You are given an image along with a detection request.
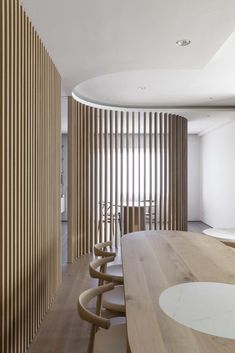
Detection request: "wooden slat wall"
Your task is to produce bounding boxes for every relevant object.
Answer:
[0,1,61,352]
[68,99,187,261]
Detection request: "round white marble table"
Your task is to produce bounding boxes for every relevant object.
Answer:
[203,228,235,243]
[159,282,235,339]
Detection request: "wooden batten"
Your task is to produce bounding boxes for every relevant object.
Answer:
[68,101,188,259]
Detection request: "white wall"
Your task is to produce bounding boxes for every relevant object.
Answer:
[61,134,68,221]
[200,120,235,227]
[188,135,201,221]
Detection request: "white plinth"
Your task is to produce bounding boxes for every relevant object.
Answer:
[203,228,235,242]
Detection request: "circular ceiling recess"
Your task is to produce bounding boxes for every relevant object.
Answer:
[159,282,235,339]
[72,69,228,110]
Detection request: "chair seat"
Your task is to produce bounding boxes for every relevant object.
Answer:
[106,264,123,278]
[103,285,125,313]
[94,323,127,353]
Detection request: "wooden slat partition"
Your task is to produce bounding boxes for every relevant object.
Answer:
[68,100,188,261]
[0,1,61,352]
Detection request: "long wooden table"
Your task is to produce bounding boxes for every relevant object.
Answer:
[121,230,235,353]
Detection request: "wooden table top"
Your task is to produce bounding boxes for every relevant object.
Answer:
[121,230,235,353]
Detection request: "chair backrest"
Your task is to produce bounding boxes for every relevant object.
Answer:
[89,256,123,285]
[94,241,116,258]
[78,283,114,329]
[78,283,115,353]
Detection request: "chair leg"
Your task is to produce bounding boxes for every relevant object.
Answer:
[87,325,96,353]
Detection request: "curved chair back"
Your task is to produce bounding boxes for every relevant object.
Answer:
[78,283,114,329]
[89,256,123,285]
[78,283,115,353]
[94,241,116,258]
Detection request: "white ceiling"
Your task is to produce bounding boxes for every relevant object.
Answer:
[21,0,235,134]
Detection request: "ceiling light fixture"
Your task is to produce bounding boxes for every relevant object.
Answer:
[137,86,146,91]
[176,39,191,47]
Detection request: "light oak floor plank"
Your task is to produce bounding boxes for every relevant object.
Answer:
[27,253,96,353]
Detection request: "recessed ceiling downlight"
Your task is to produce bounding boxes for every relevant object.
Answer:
[176,39,191,47]
[137,86,147,91]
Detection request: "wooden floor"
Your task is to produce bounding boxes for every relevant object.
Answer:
[27,253,95,353]
[27,221,209,353]
[61,221,68,264]
[187,221,210,233]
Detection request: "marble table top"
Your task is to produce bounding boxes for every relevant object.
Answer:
[203,228,235,242]
[159,282,235,339]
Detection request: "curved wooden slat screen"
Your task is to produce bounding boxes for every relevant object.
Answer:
[68,98,187,261]
[0,1,61,352]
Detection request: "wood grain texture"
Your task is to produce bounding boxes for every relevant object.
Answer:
[122,230,235,353]
[27,254,96,353]
[0,1,61,352]
[68,101,188,260]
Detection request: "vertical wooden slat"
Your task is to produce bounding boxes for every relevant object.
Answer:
[164,113,167,230]
[25,12,30,346]
[126,112,129,234]
[120,112,124,236]
[173,114,177,229]
[79,103,83,255]
[13,1,18,349]
[176,116,179,230]
[17,4,22,349]
[83,105,87,253]
[0,1,4,351]
[87,106,90,252]
[132,112,135,231]
[94,109,98,245]
[168,115,172,230]
[35,24,39,332]
[138,112,141,231]
[149,112,152,230]
[154,113,158,230]
[80,104,84,253]
[5,3,10,351]
[74,102,78,258]
[90,107,94,252]
[110,111,114,243]
[68,97,73,261]
[9,1,14,349]
[143,112,147,229]
[99,109,103,242]
[159,113,163,230]
[77,102,81,256]
[115,111,118,247]
[184,118,188,230]
[104,110,108,242]
[179,116,182,230]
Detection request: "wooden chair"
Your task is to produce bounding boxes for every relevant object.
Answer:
[78,283,127,353]
[98,202,121,236]
[94,241,123,278]
[89,256,125,314]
